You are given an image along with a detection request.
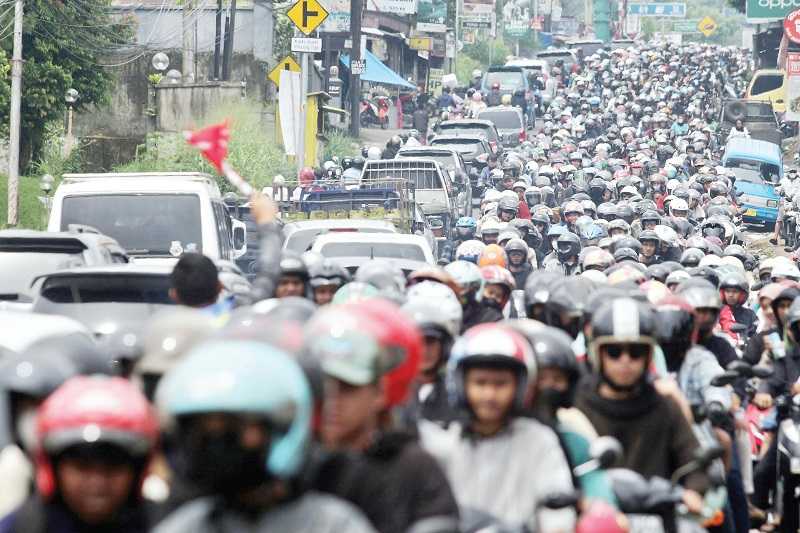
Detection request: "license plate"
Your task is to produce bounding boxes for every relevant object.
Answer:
[791,457,800,474]
[745,208,757,216]
[627,514,664,532]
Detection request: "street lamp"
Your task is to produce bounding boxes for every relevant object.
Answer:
[165,69,183,85]
[39,174,55,224]
[64,88,79,138]
[151,52,170,72]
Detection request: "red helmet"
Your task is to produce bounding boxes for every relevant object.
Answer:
[576,501,627,533]
[480,265,516,292]
[344,299,422,408]
[298,166,316,187]
[36,376,158,499]
[448,323,535,409]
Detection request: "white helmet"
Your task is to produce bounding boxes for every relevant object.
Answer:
[404,281,463,339]
[367,146,382,160]
[699,254,722,268]
[525,161,539,175]
[669,198,689,217]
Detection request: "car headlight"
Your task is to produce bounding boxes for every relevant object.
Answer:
[768,200,779,208]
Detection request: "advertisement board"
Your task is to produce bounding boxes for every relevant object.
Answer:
[786,52,800,121]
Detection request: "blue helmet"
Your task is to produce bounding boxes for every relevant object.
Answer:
[156,340,311,479]
[456,216,477,240]
[456,216,477,229]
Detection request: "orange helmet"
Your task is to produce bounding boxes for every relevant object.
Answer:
[478,244,508,268]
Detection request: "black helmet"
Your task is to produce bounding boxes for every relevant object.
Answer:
[638,229,660,245]
[722,244,747,264]
[524,271,564,320]
[680,248,705,268]
[613,236,641,255]
[597,203,617,221]
[640,210,661,227]
[709,182,728,198]
[688,266,720,288]
[676,278,721,309]
[646,264,671,283]
[529,325,581,408]
[654,296,695,368]
[772,287,800,332]
[613,247,639,263]
[309,259,351,289]
[544,277,595,338]
[498,196,520,217]
[589,297,656,373]
[505,238,529,256]
[556,232,582,263]
[616,203,635,224]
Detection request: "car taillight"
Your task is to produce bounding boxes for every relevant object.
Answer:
[519,131,526,142]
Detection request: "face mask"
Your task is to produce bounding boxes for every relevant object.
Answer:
[15,408,37,452]
[538,387,572,411]
[182,431,269,497]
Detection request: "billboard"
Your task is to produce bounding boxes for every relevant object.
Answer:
[786,52,800,121]
[747,0,800,22]
[503,0,531,38]
[417,0,447,32]
[462,0,494,29]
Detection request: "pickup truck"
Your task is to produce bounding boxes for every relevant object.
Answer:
[718,99,782,147]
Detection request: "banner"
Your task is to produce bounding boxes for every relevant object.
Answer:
[417,0,447,32]
[320,0,350,32]
[503,0,531,38]
[747,0,800,23]
[371,0,417,14]
[462,0,494,29]
[786,52,800,121]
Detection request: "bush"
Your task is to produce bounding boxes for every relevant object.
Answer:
[322,130,360,161]
[0,175,49,230]
[116,100,296,191]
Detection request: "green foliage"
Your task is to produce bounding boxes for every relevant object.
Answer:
[30,122,83,178]
[0,175,49,230]
[727,0,746,13]
[116,100,296,191]
[322,130,360,161]
[456,55,481,86]
[462,38,512,68]
[0,0,132,167]
[273,15,294,61]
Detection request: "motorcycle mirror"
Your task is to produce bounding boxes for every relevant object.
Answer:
[726,359,753,378]
[752,365,774,379]
[589,436,624,469]
[540,491,580,510]
[695,445,725,468]
[710,371,739,387]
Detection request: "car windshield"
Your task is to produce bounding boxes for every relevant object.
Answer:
[60,194,203,256]
[726,159,780,183]
[398,151,456,170]
[430,140,482,155]
[39,274,173,304]
[284,227,394,253]
[485,71,524,90]
[478,110,522,129]
[728,167,763,184]
[438,124,492,139]
[0,252,86,300]
[320,242,426,262]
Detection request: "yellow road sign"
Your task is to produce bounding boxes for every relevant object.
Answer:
[698,16,717,37]
[268,56,301,87]
[287,0,329,35]
[409,37,432,50]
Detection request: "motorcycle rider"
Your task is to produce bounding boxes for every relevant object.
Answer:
[309,259,351,306]
[275,253,311,299]
[169,253,227,314]
[718,270,757,340]
[153,339,376,533]
[544,232,581,275]
[419,324,576,532]
[305,302,460,533]
[505,238,533,289]
[677,280,738,370]
[401,282,463,425]
[574,298,708,515]
[0,376,159,533]
[479,265,515,322]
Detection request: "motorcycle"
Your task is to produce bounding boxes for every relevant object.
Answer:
[360,97,389,129]
[774,394,800,532]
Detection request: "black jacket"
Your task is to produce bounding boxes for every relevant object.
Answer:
[761,343,800,397]
[462,301,504,331]
[401,376,454,427]
[0,497,154,533]
[698,333,738,369]
[311,431,459,533]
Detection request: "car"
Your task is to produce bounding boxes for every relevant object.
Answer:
[480,66,535,126]
[723,137,782,229]
[47,172,248,266]
[746,69,786,114]
[282,219,399,254]
[719,99,782,147]
[535,49,578,73]
[31,264,176,339]
[0,228,128,304]
[311,233,435,274]
[396,145,470,186]
[434,119,502,152]
[504,57,547,77]
[0,310,91,353]
[360,157,472,226]
[477,106,527,147]
[565,39,605,57]
[429,134,493,172]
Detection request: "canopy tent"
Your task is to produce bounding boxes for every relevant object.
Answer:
[340,50,415,89]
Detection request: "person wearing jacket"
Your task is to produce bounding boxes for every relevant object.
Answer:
[0,376,159,533]
[152,340,376,533]
[419,324,576,533]
[574,298,708,514]
[305,302,460,533]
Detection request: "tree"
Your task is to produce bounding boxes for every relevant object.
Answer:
[0,0,132,168]
[727,0,746,14]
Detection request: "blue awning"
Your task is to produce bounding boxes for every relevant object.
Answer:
[340,50,415,89]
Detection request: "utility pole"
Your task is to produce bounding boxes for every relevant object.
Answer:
[7,0,23,226]
[213,0,223,79]
[349,0,362,138]
[222,0,237,80]
[182,0,196,82]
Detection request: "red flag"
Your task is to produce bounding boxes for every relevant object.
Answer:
[184,121,229,174]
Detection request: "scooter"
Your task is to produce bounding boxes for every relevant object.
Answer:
[774,394,800,532]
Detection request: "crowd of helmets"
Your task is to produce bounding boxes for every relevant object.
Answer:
[0,42,793,533]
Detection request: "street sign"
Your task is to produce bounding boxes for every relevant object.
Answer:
[409,37,433,50]
[268,55,301,87]
[786,9,800,44]
[627,2,686,17]
[672,19,701,32]
[291,37,323,53]
[287,0,329,35]
[350,59,366,75]
[698,15,717,37]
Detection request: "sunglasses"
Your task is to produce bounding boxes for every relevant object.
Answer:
[603,343,651,361]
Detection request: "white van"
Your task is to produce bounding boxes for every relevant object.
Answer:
[48,172,247,266]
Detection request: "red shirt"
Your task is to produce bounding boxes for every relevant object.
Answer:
[518,200,531,220]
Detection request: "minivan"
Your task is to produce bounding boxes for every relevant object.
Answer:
[48,172,247,266]
[747,69,786,114]
[722,137,782,228]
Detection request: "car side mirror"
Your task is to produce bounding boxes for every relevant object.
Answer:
[231,218,247,259]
